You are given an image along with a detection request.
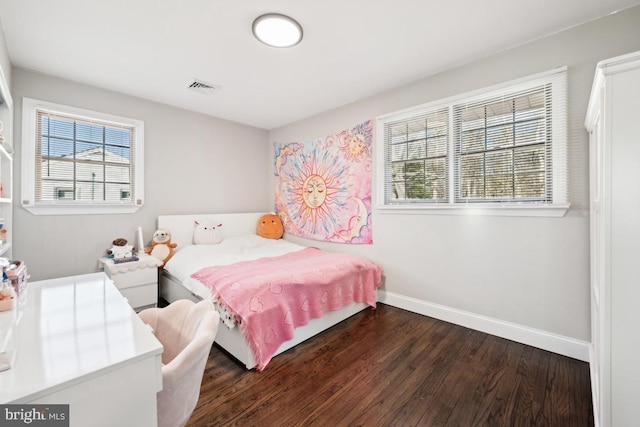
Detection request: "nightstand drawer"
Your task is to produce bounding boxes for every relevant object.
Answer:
[120,283,157,309]
[98,255,162,311]
[108,267,157,290]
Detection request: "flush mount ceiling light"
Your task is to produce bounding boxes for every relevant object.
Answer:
[252,13,303,48]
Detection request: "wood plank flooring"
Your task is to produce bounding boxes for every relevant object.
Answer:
[186,304,593,427]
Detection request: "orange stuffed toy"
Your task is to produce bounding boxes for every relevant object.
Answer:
[257,213,284,239]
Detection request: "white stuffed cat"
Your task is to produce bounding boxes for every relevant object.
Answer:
[193,221,223,245]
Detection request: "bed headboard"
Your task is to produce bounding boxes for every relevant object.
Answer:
[157,212,265,251]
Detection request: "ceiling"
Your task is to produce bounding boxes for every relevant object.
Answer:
[0,0,638,130]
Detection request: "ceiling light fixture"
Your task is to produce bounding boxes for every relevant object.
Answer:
[252,13,303,48]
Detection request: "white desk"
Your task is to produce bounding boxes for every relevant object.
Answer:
[0,273,163,427]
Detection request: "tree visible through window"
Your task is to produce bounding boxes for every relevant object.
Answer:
[388,109,448,202]
[455,87,550,202]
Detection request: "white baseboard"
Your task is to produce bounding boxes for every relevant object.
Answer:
[378,290,590,362]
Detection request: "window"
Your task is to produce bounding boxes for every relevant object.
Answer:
[377,67,568,217]
[385,108,449,203]
[22,98,144,215]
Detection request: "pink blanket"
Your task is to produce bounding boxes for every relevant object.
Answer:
[191,247,383,370]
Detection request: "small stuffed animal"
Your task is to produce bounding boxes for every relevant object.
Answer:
[107,238,134,259]
[145,229,177,266]
[193,221,223,245]
[257,213,284,239]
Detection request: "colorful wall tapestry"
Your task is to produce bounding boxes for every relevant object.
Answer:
[274,120,373,244]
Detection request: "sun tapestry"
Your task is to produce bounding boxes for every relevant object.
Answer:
[274,120,373,244]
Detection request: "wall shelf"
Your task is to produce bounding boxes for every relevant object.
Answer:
[0,243,11,257]
[0,63,11,260]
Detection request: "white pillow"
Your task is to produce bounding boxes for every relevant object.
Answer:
[193,221,223,245]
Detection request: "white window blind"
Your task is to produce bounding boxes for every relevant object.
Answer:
[36,110,135,203]
[383,108,449,203]
[376,67,568,217]
[453,85,552,203]
[22,98,145,215]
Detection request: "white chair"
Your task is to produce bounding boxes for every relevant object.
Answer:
[139,299,220,427]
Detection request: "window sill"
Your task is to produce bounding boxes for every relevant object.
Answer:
[376,203,570,218]
[22,203,142,216]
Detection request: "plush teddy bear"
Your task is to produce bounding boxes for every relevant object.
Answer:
[107,237,134,259]
[144,229,177,266]
[193,221,223,245]
[257,213,284,239]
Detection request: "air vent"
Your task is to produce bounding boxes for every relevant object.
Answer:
[188,80,219,95]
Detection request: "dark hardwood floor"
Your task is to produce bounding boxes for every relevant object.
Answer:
[186,304,593,427]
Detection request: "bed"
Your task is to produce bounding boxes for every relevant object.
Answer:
[157,212,383,370]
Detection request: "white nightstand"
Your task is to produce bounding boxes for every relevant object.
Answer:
[99,254,163,311]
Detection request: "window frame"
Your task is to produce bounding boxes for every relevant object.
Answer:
[376,67,569,217]
[21,97,145,215]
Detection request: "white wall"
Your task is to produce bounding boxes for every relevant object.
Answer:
[11,69,270,281]
[268,6,640,356]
